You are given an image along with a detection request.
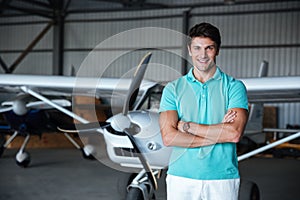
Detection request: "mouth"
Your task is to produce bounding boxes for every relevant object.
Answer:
[197,59,209,64]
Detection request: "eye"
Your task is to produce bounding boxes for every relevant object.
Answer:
[193,46,200,50]
[206,46,215,51]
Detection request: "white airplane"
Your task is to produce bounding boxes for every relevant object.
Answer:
[0,52,300,199]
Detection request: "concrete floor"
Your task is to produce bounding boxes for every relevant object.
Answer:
[0,148,299,200]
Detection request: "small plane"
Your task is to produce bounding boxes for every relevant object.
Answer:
[0,52,300,199]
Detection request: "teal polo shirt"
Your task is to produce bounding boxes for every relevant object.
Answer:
[159,67,248,180]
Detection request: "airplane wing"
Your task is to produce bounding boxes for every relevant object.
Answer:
[1,73,299,105]
[240,76,300,103]
[0,74,157,99]
[238,76,300,161]
[0,74,158,126]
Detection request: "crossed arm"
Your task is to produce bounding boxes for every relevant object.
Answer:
[159,108,248,148]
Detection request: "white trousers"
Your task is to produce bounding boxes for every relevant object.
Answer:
[166,175,240,200]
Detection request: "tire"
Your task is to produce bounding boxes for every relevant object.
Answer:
[238,180,260,200]
[118,173,156,200]
[117,173,137,200]
[125,187,144,200]
[16,151,31,168]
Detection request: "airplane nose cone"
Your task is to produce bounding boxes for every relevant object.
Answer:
[110,114,131,132]
[13,100,28,115]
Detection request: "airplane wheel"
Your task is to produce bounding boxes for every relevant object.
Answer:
[16,151,31,168]
[126,187,144,200]
[238,180,260,200]
[81,145,95,160]
[116,173,135,199]
[121,173,155,200]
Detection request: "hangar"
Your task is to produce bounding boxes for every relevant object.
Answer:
[0,0,299,200]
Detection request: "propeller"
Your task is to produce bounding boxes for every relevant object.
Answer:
[109,52,158,190]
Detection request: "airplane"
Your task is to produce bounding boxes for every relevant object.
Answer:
[0,52,299,199]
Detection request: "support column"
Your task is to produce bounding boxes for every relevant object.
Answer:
[52,3,65,75]
[181,10,191,75]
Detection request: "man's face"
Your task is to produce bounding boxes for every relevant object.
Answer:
[188,37,219,73]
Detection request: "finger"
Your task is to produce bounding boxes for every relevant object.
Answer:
[223,110,233,120]
[223,110,237,122]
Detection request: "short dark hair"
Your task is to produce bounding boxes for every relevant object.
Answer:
[188,22,221,50]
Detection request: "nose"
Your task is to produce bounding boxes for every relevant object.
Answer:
[199,48,207,58]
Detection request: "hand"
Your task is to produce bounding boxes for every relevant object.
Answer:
[222,110,237,123]
[177,121,185,132]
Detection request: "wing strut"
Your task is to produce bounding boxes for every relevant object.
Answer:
[20,86,90,124]
[238,131,300,161]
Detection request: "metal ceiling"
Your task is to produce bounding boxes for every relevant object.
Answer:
[0,0,298,19]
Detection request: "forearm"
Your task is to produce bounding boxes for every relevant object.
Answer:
[160,110,216,148]
[187,122,240,143]
[179,108,248,144]
[160,109,248,148]
[162,128,217,148]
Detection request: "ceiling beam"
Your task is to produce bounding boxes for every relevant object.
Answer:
[9,22,53,73]
[67,0,300,14]
[6,4,53,18]
[15,0,52,10]
[0,0,12,14]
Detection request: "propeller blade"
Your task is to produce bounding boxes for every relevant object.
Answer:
[1,93,30,106]
[122,52,152,116]
[27,99,71,109]
[57,121,110,133]
[1,101,13,106]
[123,128,158,190]
[0,106,13,113]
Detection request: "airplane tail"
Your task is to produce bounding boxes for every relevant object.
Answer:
[257,60,268,78]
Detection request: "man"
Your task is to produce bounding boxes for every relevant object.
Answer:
[159,22,249,200]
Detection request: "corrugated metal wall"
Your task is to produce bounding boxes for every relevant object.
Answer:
[0,1,299,128]
[191,1,300,78]
[0,15,53,74]
[64,8,184,78]
[188,1,300,128]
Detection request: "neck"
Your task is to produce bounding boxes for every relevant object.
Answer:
[193,66,217,83]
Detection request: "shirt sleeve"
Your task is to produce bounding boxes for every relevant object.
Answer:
[228,79,249,111]
[159,82,177,113]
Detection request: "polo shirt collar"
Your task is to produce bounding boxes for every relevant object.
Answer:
[187,66,222,82]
